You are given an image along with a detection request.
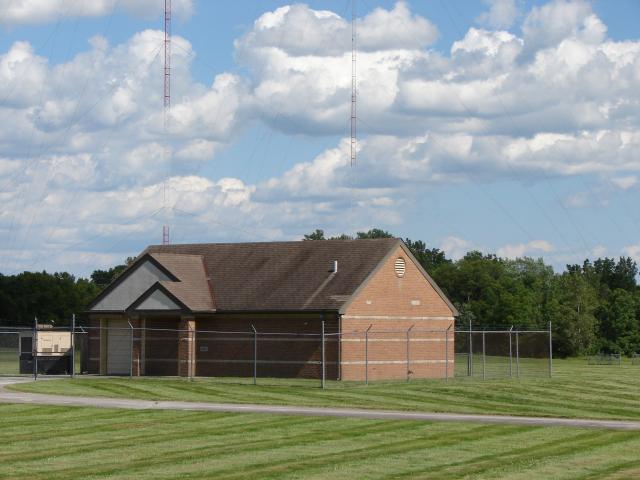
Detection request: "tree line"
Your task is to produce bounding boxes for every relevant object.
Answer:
[0,259,132,329]
[305,228,640,357]
[1,230,639,356]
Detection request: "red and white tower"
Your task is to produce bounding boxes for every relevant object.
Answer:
[350,0,357,168]
[162,0,171,245]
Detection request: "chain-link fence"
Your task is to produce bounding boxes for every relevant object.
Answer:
[454,328,552,379]
[0,323,78,377]
[338,328,453,384]
[0,329,20,375]
[588,353,623,366]
[1,319,555,386]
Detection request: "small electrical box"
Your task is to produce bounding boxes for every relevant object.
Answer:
[19,328,73,375]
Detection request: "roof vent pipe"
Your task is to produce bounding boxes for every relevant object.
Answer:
[333,260,338,273]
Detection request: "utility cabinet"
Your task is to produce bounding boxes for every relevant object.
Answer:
[19,329,73,375]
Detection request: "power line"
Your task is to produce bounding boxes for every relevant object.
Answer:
[438,0,594,260]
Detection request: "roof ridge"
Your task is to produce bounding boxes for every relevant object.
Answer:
[150,252,204,258]
[147,238,399,248]
[141,238,414,312]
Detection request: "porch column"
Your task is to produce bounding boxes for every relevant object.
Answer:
[178,317,196,377]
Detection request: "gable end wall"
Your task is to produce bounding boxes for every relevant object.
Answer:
[344,244,454,320]
[341,245,455,381]
[92,260,172,311]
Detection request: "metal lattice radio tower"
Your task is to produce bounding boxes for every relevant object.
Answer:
[162,0,171,245]
[350,0,357,168]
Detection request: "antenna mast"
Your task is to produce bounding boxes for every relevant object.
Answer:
[350,0,357,167]
[162,0,171,245]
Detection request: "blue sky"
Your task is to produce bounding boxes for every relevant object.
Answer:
[1,0,640,276]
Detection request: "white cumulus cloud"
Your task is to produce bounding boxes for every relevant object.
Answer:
[476,0,520,29]
[497,240,555,259]
[0,0,194,26]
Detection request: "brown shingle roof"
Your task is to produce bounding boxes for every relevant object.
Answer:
[148,253,215,312]
[144,238,400,312]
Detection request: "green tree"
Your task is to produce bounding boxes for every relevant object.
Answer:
[90,257,134,289]
[548,271,598,356]
[303,229,326,241]
[404,239,450,273]
[0,271,99,326]
[598,288,639,354]
[356,228,394,239]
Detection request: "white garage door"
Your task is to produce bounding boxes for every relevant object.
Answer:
[107,319,130,375]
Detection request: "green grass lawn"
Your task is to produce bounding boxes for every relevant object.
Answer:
[0,403,639,480]
[0,347,19,375]
[9,358,640,421]
[0,346,82,376]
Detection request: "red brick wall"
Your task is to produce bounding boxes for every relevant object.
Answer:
[195,314,339,380]
[345,245,454,318]
[144,318,179,376]
[88,313,339,379]
[341,245,455,381]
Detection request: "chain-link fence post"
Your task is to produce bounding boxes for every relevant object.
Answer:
[445,325,451,382]
[516,330,520,378]
[321,321,326,389]
[548,322,553,378]
[33,316,38,381]
[468,319,473,376]
[251,325,257,385]
[406,325,414,382]
[190,326,195,381]
[365,324,372,385]
[482,329,486,380]
[127,320,133,379]
[508,325,513,378]
[79,325,87,375]
[71,314,75,378]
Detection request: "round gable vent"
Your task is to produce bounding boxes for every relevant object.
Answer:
[394,257,406,277]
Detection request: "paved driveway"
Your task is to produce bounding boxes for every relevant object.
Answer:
[1,377,639,430]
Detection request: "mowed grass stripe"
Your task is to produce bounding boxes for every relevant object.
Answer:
[12,416,430,479]
[0,411,276,460]
[118,423,520,480]
[60,419,455,480]
[4,405,433,476]
[1,405,639,480]
[193,426,525,480]
[289,428,640,480]
[3,413,320,467]
[10,378,637,420]
[395,429,635,480]
[128,424,593,480]
[261,428,638,480]
[573,461,640,480]
[11,359,640,420]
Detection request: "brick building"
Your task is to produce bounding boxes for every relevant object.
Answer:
[86,238,458,380]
